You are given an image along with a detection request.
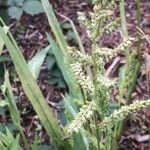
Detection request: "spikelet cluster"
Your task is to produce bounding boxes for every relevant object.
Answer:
[115,38,133,51]
[95,47,115,64]
[65,1,150,148]
[98,99,150,132]
[66,0,135,136]
[95,76,116,114]
[67,46,93,65]
[94,38,133,76]
[67,100,95,135]
[102,18,120,35]
[78,0,118,42]
[70,62,94,95]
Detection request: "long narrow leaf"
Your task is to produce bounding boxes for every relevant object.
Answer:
[41,0,68,55]
[0,26,9,55]
[0,127,20,150]
[10,134,20,150]
[41,0,83,100]
[3,71,21,129]
[2,71,29,149]
[0,25,64,147]
[47,34,83,100]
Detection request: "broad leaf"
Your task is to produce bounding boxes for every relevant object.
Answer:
[28,46,49,79]
[7,0,15,6]
[46,55,55,70]
[8,6,23,20]
[15,0,24,6]
[23,0,44,15]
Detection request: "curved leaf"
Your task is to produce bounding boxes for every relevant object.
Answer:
[28,46,49,79]
[0,25,65,147]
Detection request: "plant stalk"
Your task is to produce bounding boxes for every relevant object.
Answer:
[116,0,143,143]
[94,111,100,150]
[119,0,129,56]
[136,0,142,54]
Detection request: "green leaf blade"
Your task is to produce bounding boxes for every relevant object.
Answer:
[8,6,23,20]
[47,34,83,100]
[23,0,44,15]
[3,71,21,129]
[28,46,49,79]
[0,25,9,55]
[0,25,65,147]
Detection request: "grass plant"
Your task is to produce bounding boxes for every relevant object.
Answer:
[0,0,149,149]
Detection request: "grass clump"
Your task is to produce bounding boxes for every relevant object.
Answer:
[0,0,149,149]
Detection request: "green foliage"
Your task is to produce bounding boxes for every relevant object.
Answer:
[27,43,66,88]
[61,22,72,30]
[46,45,67,88]
[0,100,8,107]
[7,0,44,20]
[39,144,55,150]
[0,21,68,149]
[0,0,149,149]
[0,20,9,55]
[42,0,83,101]
[1,71,29,149]
[28,46,49,80]
[0,123,17,134]
[23,0,44,15]
[2,71,21,129]
[46,33,82,99]
[0,127,20,150]
[8,6,23,20]
[67,100,95,135]
[98,99,150,132]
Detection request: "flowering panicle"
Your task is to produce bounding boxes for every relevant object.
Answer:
[67,46,93,65]
[93,0,116,8]
[102,18,121,35]
[77,12,91,37]
[98,99,150,132]
[94,38,133,65]
[114,38,133,51]
[76,0,120,116]
[95,76,116,114]
[78,0,117,42]
[95,47,116,63]
[89,9,114,42]
[65,1,150,149]
[70,62,94,95]
[67,100,95,135]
